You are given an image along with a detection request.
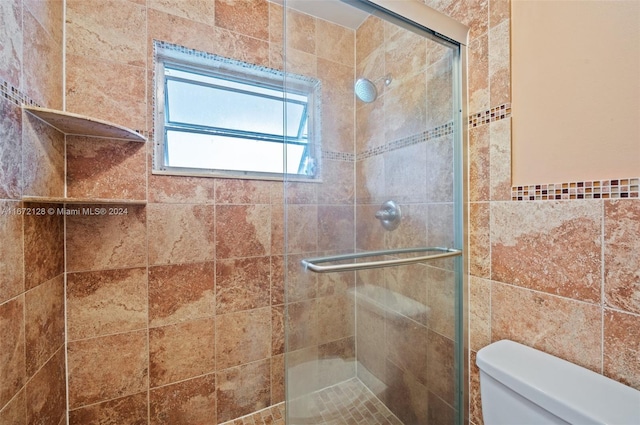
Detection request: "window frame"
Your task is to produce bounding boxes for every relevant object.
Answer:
[153,40,322,181]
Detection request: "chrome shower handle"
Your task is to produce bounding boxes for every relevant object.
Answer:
[375,200,401,230]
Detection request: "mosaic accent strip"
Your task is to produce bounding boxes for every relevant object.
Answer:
[0,78,40,108]
[322,150,355,162]
[356,121,454,161]
[512,178,640,201]
[469,103,511,128]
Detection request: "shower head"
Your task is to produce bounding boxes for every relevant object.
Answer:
[354,74,392,103]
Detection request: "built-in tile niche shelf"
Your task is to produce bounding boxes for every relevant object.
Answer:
[21,106,147,205]
[22,106,146,142]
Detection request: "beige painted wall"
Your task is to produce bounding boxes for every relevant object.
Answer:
[512,0,640,185]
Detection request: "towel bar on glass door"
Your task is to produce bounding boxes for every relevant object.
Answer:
[301,247,462,273]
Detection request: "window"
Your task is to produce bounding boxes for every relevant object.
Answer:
[153,41,321,180]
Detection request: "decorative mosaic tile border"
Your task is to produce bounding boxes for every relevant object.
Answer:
[0,78,40,108]
[356,121,454,161]
[469,103,511,128]
[322,150,355,162]
[512,178,640,201]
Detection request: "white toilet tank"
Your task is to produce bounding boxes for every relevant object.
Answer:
[476,340,640,425]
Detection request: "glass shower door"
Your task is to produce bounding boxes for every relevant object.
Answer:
[282,1,466,424]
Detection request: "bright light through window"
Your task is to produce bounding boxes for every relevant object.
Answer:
[153,41,321,179]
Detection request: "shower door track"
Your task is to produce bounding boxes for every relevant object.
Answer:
[301,247,462,273]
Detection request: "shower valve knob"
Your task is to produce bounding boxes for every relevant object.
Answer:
[375,200,401,230]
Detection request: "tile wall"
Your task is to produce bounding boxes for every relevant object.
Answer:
[416,1,640,424]
[0,0,67,424]
[61,0,357,423]
[353,14,458,423]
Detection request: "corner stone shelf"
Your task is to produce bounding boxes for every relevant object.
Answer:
[21,106,147,205]
[23,105,146,142]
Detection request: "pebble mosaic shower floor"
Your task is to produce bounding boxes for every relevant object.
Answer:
[220,378,403,425]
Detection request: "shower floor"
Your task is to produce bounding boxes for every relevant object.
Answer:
[222,378,402,425]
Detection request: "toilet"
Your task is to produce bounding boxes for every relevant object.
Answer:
[476,340,640,424]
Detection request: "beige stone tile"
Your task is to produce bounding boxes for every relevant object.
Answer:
[356,15,384,65]
[68,330,148,408]
[215,0,268,41]
[492,282,602,372]
[490,0,510,29]
[23,202,63,290]
[385,263,429,325]
[384,204,427,250]
[0,296,25,409]
[469,350,484,425]
[147,8,216,56]
[384,73,426,141]
[385,144,428,204]
[271,305,284,356]
[216,204,270,259]
[469,123,490,202]
[317,294,354,345]
[216,256,271,315]
[25,348,65,425]
[318,58,355,154]
[386,314,429,386]
[149,318,215,388]
[66,54,146,131]
[604,309,640,390]
[149,374,216,425]
[215,179,272,205]
[317,337,356,388]
[25,275,64,377]
[24,7,64,108]
[427,266,456,338]
[67,268,147,341]
[66,0,145,67]
[285,8,316,54]
[491,200,602,302]
[148,0,216,27]
[385,27,427,83]
[469,34,490,114]
[470,276,491,352]
[69,392,148,425]
[384,358,429,423]
[66,204,147,272]
[22,113,64,198]
[604,199,640,315]
[427,53,454,129]
[24,0,64,47]
[0,98,22,199]
[148,203,215,265]
[489,117,510,202]
[216,359,271,423]
[317,160,355,205]
[0,0,22,87]
[214,27,270,67]
[286,300,318,351]
[0,388,25,425]
[269,2,283,43]
[489,20,510,106]
[0,201,24,303]
[215,308,271,369]
[444,0,488,41]
[149,174,215,204]
[355,156,385,205]
[67,136,146,200]
[356,297,386,387]
[317,19,354,67]
[149,262,215,328]
[317,205,355,252]
[356,96,385,152]
[270,355,284,404]
[284,205,317,254]
[469,202,490,279]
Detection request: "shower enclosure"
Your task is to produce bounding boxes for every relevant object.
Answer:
[282,1,468,424]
